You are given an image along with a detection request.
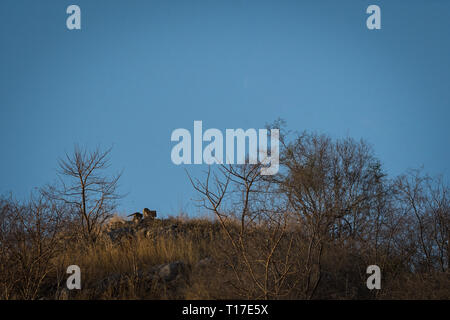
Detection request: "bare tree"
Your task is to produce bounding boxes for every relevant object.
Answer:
[188,163,299,299]
[43,145,122,243]
[0,194,66,299]
[395,169,449,273]
[273,131,390,298]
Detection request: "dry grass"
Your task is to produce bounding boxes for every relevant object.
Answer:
[42,217,220,299]
[1,215,449,300]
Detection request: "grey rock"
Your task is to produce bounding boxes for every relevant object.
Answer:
[155,261,187,282]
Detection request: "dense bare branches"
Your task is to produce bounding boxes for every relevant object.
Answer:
[279,133,386,242]
[0,194,66,299]
[189,163,297,299]
[189,130,449,299]
[42,145,122,243]
[395,169,449,273]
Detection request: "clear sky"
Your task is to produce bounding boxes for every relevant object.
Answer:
[1,0,449,217]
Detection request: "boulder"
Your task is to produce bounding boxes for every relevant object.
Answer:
[155,261,187,282]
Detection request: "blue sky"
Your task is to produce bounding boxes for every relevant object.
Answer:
[1,0,449,217]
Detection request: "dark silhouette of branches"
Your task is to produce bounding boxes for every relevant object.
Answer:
[42,145,123,243]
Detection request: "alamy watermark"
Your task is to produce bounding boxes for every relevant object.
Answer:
[170,121,280,175]
[366,265,381,290]
[66,265,81,290]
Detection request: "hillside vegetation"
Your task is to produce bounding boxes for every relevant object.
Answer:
[0,129,448,299]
